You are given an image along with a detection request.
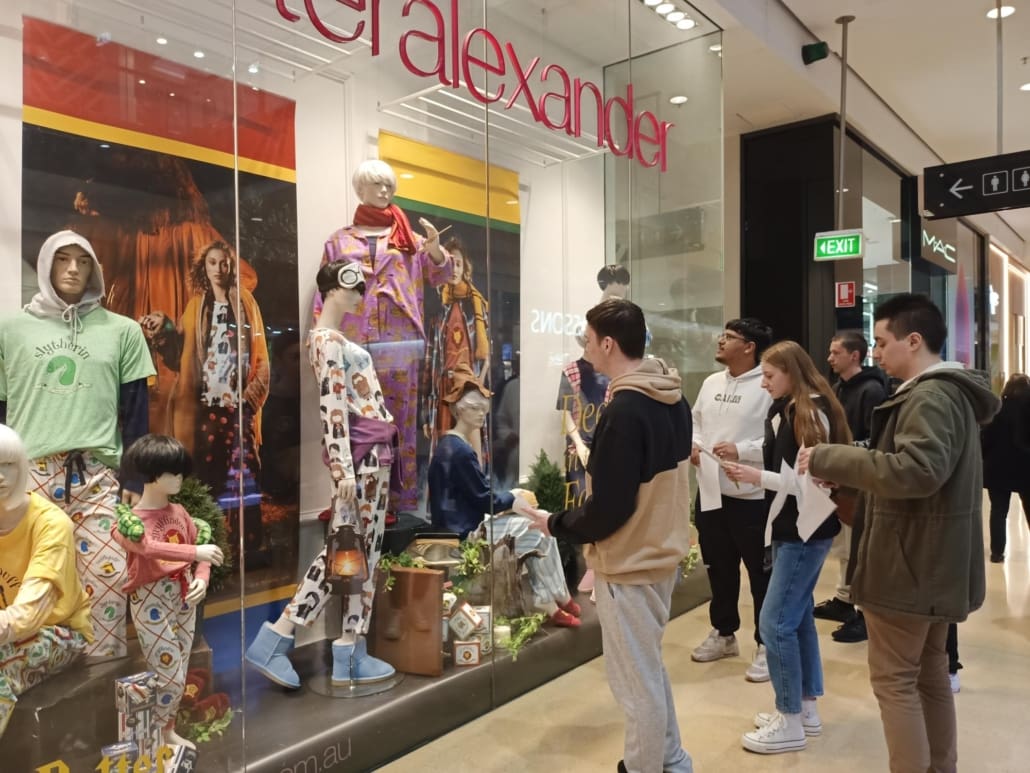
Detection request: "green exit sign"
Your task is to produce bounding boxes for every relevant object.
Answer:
[814,229,864,261]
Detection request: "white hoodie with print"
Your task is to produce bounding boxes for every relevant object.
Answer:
[692,364,772,502]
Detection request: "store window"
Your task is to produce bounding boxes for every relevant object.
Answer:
[989,243,1008,390]
[1,2,721,770]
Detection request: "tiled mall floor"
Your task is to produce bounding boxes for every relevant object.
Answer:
[381,497,1030,772]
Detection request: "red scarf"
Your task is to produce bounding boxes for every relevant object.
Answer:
[353,203,417,254]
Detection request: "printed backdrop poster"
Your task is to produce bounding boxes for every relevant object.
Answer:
[21,17,301,598]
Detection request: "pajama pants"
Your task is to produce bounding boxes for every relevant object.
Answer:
[129,576,196,730]
[475,514,571,610]
[0,626,87,738]
[28,453,127,661]
[284,467,391,635]
[367,339,423,513]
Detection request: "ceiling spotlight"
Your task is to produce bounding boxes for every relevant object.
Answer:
[156,36,168,45]
[644,0,662,6]
[655,3,675,14]
[99,143,110,149]
[193,50,205,59]
[669,95,689,105]
[709,43,723,52]
[505,199,519,205]
[248,62,259,74]
[169,92,175,97]
[986,6,1015,19]
[399,172,415,179]
[251,86,260,91]
[1021,82,1030,91]
[138,79,146,85]
[676,18,696,29]
[666,11,686,22]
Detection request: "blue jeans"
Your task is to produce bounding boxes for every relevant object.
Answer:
[760,538,833,714]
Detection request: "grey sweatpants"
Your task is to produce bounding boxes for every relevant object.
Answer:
[595,571,693,773]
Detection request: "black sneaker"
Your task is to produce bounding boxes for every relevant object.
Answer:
[813,597,854,623]
[990,553,1004,563]
[832,611,867,643]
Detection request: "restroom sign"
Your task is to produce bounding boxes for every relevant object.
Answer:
[835,281,856,308]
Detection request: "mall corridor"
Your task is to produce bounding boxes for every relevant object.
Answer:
[382,498,1030,772]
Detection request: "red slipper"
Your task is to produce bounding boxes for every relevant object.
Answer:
[559,598,582,618]
[550,609,581,628]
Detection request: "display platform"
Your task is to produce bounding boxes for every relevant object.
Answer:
[196,570,711,772]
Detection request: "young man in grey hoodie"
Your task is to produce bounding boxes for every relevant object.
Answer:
[527,299,694,773]
[799,294,999,773]
[0,231,155,661]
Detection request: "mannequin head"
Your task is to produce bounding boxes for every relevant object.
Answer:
[0,424,30,514]
[596,265,630,301]
[352,160,397,210]
[50,242,94,305]
[316,261,366,314]
[123,434,192,495]
[451,388,491,432]
[443,237,471,287]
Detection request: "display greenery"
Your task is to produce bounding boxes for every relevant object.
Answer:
[376,551,426,591]
[495,612,547,661]
[526,449,565,513]
[169,477,233,591]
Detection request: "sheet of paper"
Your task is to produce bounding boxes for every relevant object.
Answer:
[796,471,837,542]
[764,460,792,546]
[697,451,723,512]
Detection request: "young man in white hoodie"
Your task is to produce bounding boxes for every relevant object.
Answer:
[691,317,773,681]
[0,231,155,661]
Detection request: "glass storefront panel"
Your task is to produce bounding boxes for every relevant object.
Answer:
[989,244,1008,390]
[1,2,722,770]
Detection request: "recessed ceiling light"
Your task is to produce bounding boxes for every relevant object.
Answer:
[169,92,175,97]
[99,143,110,149]
[986,6,1015,19]
[676,18,696,29]
[655,3,675,14]
[1021,82,1030,91]
[505,199,519,205]
[251,86,260,91]
[669,95,689,105]
[193,50,205,59]
[156,37,168,45]
[709,43,723,52]
[248,62,259,74]
[138,79,146,85]
[666,11,686,22]
[644,0,662,6]
[251,217,264,222]
[400,172,415,179]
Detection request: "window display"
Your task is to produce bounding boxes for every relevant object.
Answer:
[1,1,723,769]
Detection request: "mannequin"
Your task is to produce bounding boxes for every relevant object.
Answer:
[0,424,93,738]
[427,372,581,627]
[312,160,453,516]
[0,230,155,661]
[422,237,490,462]
[247,261,397,689]
[558,326,610,504]
[111,434,222,751]
[596,264,631,302]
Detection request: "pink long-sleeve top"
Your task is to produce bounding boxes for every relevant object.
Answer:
[111,503,211,594]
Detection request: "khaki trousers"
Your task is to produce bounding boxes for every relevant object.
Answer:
[865,608,957,773]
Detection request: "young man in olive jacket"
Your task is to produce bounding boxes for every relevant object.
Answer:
[527,299,694,773]
[799,294,999,773]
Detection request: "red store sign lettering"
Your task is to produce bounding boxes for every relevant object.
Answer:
[275,0,674,171]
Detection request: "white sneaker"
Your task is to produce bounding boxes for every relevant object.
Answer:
[742,711,807,754]
[950,672,960,693]
[745,644,770,682]
[755,700,822,736]
[691,629,740,662]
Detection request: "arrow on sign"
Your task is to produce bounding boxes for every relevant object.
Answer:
[949,178,973,199]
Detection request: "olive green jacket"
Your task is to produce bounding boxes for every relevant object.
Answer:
[809,365,999,622]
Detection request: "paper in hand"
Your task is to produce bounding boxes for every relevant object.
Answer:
[697,449,723,512]
[764,460,793,546]
[796,470,837,542]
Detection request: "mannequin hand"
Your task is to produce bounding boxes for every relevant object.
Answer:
[712,442,739,462]
[523,509,552,536]
[335,477,357,504]
[723,462,761,486]
[418,217,440,246]
[184,578,208,606]
[195,544,225,566]
[116,504,145,542]
[575,444,590,467]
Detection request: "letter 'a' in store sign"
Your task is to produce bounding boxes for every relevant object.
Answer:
[835,281,856,309]
[274,0,675,171]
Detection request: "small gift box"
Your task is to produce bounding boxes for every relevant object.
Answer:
[453,640,481,667]
[448,601,483,640]
[473,606,493,654]
[114,672,160,760]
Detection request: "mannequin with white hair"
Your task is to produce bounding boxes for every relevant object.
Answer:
[312,159,453,517]
[428,378,582,628]
[0,424,93,738]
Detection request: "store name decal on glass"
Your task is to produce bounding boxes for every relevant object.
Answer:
[529,309,585,336]
[275,0,675,171]
[35,746,176,773]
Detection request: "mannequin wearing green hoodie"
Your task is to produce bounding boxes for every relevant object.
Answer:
[0,231,155,661]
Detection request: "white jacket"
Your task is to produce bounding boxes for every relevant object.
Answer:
[692,365,772,500]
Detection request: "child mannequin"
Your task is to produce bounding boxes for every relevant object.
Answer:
[112,434,224,750]
[246,260,398,689]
